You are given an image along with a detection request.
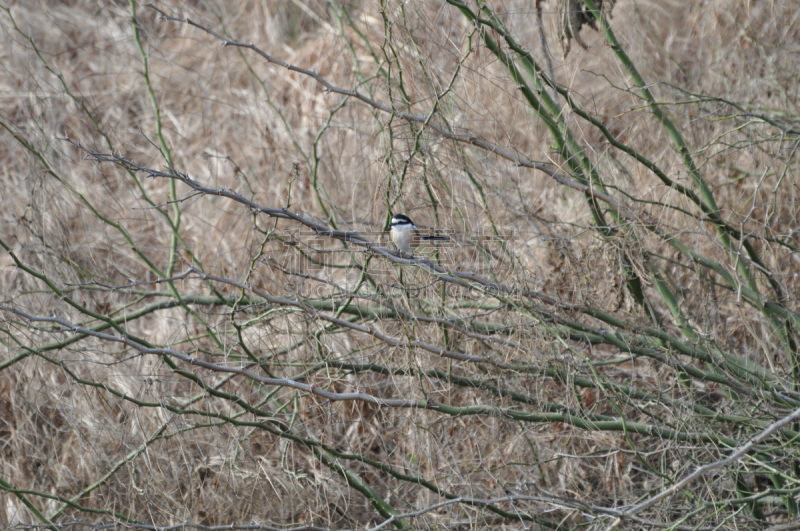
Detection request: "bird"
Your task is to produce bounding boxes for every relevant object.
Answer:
[389,213,448,255]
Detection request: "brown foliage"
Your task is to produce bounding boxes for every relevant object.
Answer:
[1,0,798,529]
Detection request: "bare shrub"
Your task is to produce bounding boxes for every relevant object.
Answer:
[1,0,799,529]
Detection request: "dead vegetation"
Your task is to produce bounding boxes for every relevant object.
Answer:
[1,0,799,529]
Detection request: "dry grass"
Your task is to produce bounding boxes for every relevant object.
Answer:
[1,0,799,529]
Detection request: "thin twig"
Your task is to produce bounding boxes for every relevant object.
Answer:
[605,406,800,529]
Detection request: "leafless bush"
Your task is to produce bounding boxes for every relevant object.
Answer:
[1,0,799,529]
